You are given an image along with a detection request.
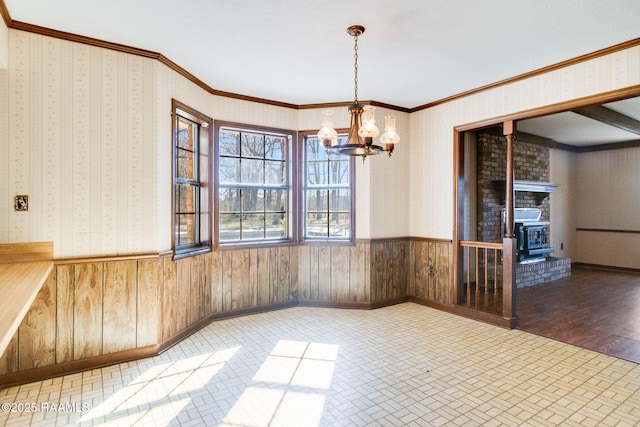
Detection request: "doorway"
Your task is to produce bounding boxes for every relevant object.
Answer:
[452,88,640,329]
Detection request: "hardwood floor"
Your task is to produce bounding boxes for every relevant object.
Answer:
[517,265,640,364]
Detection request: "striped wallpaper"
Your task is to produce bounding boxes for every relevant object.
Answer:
[1,26,639,260]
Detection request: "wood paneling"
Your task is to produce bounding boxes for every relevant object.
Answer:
[103,261,136,353]
[435,242,452,305]
[1,239,428,384]
[232,250,250,310]
[317,246,331,301]
[137,259,160,346]
[221,252,233,312]
[268,247,280,303]
[201,254,213,317]
[331,246,350,302]
[297,246,311,300]
[161,257,177,340]
[350,242,370,302]
[209,251,223,314]
[297,242,375,304]
[370,240,409,304]
[410,239,452,306]
[0,335,18,375]
[56,265,74,363]
[73,263,103,359]
[175,257,190,331]
[18,269,56,370]
[277,246,290,303]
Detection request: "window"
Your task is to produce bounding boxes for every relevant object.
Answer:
[300,132,355,242]
[215,122,294,247]
[172,100,212,257]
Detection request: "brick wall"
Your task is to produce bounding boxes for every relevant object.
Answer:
[477,132,550,243]
[516,258,571,288]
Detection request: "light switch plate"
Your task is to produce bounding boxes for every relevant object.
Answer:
[15,195,28,211]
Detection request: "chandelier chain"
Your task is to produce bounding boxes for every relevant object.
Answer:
[353,33,359,103]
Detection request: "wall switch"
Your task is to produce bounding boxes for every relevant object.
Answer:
[14,195,28,211]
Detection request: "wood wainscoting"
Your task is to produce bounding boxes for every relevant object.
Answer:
[0,248,298,388]
[297,239,416,308]
[0,238,453,387]
[409,238,453,308]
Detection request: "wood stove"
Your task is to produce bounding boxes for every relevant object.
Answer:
[513,208,554,263]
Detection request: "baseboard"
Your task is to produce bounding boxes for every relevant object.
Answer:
[298,296,409,310]
[572,262,640,274]
[0,344,160,389]
[409,296,515,329]
[450,305,516,329]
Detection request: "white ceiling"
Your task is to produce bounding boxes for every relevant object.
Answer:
[4,0,640,109]
[4,0,640,146]
[518,98,640,146]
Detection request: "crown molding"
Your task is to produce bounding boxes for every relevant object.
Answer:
[410,37,640,113]
[2,0,639,114]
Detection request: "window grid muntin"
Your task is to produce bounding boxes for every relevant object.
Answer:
[175,114,201,249]
[303,135,352,240]
[218,126,291,244]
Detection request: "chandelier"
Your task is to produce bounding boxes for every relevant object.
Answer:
[317,25,400,161]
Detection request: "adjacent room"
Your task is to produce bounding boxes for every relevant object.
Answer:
[1,1,640,425]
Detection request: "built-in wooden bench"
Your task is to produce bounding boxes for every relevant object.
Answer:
[0,242,54,357]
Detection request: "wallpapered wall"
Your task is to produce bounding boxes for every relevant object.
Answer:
[1,31,158,257]
[408,45,640,240]
[0,29,411,257]
[1,26,639,260]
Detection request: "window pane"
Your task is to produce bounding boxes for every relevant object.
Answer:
[307,213,328,237]
[241,159,264,184]
[307,160,327,186]
[219,130,240,157]
[176,213,196,246]
[173,105,212,253]
[302,134,352,241]
[219,213,241,241]
[265,190,286,212]
[306,138,327,162]
[265,160,286,185]
[176,184,196,214]
[177,117,195,150]
[329,189,351,211]
[329,213,350,238]
[265,213,286,238]
[306,189,328,212]
[241,189,264,213]
[241,213,264,240]
[177,148,195,180]
[219,157,240,184]
[329,160,349,185]
[241,133,265,158]
[217,125,292,244]
[219,188,240,213]
[265,136,286,160]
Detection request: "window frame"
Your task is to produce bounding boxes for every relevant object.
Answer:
[172,99,213,259]
[214,121,297,250]
[298,130,356,245]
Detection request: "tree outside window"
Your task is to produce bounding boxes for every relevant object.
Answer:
[215,123,293,246]
[301,133,354,242]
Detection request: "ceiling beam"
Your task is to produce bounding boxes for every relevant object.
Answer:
[574,105,640,136]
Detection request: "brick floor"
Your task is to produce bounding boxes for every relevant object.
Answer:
[1,303,639,426]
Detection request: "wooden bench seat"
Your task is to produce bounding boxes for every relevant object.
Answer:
[0,242,54,357]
